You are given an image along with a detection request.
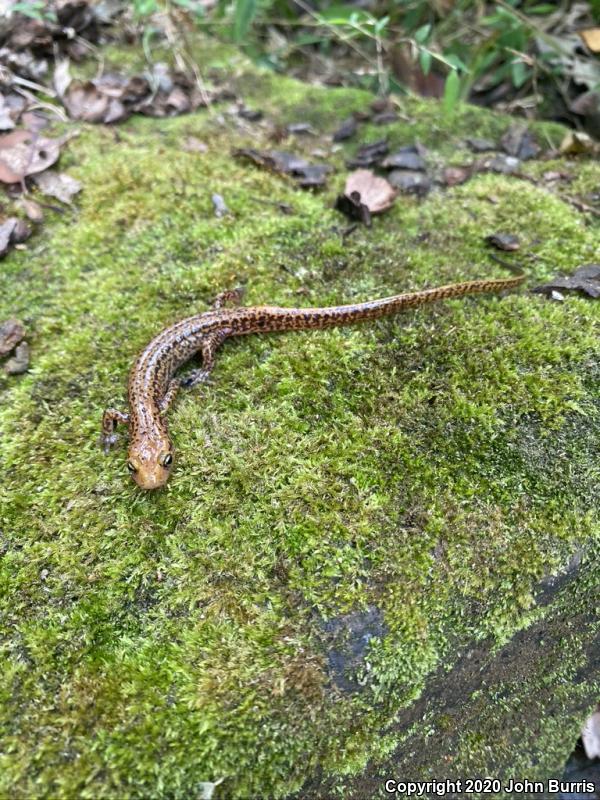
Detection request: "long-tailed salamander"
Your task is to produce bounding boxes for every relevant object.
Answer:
[102,274,525,489]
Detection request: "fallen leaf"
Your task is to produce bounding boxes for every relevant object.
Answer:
[387,169,431,196]
[0,130,62,183]
[335,169,396,226]
[233,148,330,188]
[442,166,472,186]
[501,125,540,160]
[486,233,520,251]
[0,318,25,356]
[332,117,357,142]
[335,192,371,227]
[372,111,399,125]
[286,122,315,136]
[466,137,497,153]
[269,151,311,173]
[477,154,522,175]
[380,148,426,171]
[370,98,391,114]
[346,139,389,169]
[532,264,600,298]
[33,170,82,204]
[64,79,129,124]
[4,341,29,374]
[238,106,263,121]
[62,68,209,125]
[21,111,49,133]
[343,169,397,213]
[579,28,600,53]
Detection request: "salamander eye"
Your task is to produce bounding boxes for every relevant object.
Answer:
[161,453,173,468]
[127,461,137,473]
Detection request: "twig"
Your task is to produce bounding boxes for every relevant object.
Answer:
[487,252,524,275]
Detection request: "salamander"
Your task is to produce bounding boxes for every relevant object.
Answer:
[101,275,525,490]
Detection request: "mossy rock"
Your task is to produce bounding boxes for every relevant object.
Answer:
[1,37,599,800]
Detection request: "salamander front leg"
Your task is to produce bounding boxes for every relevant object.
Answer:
[101,408,130,454]
[181,328,231,389]
[211,287,245,310]
[159,379,181,415]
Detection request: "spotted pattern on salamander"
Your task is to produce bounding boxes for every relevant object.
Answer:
[101,276,525,490]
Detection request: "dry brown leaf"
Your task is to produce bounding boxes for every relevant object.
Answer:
[0,318,25,356]
[533,264,600,298]
[0,130,62,184]
[33,170,82,204]
[234,148,331,188]
[64,81,128,124]
[4,341,29,374]
[344,169,397,213]
[579,28,600,53]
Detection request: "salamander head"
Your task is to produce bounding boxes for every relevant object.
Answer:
[127,430,174,490]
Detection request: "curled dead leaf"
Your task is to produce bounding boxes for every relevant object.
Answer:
[0,318,25,356]
[4,341,29,374]
[486,233,520,252]
[346,139,389,169]
[332,116,357,142]
[233,148,330,188]
[501,125,539,160]
[533,264,600,299]
[343,169,397,214]
[0,129,62,184]
[335,169,397,225]
[380,148,426,171]
[442,166,472,186]
[387,169,431,196]
[33,170,82,204]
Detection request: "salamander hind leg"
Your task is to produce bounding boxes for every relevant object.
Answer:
[211,287,245,310]
[181,328,231,389]
[101,408,130,454]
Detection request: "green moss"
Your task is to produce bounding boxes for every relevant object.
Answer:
[1,39,599,799]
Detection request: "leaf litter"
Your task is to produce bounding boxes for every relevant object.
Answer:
[233,148,331,188]
[335,169,396,226]
[533,265,600,299]
[33,171,82,204]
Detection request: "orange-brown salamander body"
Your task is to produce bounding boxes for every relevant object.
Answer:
[102,276,525,490]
